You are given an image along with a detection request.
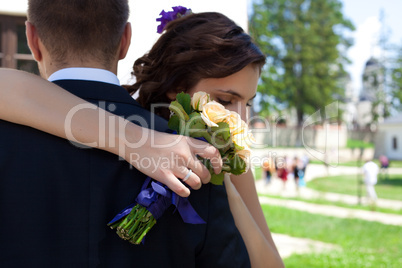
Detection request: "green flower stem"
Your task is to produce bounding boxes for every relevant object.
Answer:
[109,204,157,245]
[127,213,142,236]
[108,220,123,230]
[131,217,157,245]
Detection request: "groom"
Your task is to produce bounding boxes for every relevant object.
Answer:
[0,0,250,267]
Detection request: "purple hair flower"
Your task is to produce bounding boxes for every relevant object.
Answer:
[156,6,192,34]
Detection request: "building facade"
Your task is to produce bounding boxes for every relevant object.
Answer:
[0,1,38,74]
[375,114,402,160]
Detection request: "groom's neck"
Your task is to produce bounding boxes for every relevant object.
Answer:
[40,58,118,80]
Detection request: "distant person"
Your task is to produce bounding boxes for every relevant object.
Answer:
[379,155,390,180]
[286,156,295,182]
[362,159,379,208]
[292,156,300,187]
[262,156,276,185]
[276,156,288,190]
[294,156,306,189]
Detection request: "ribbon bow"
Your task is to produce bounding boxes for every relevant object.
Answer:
[108,177,205,225]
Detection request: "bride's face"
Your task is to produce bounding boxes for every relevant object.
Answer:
[188,64,259,121]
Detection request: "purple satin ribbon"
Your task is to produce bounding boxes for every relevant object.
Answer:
[108,177,205,225]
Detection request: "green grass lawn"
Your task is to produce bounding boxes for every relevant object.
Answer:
[307,174,402,201]
[262,204,402,267]
[253,166,262,180]
[258,193,402,215]
[346,139,374,148]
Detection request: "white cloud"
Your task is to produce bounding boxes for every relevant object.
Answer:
[346,16,382,96]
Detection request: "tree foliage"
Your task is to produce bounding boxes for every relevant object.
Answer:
[250,0,354,125]
[390,45,402,110]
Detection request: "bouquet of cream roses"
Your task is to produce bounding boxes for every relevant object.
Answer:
[108,92,253,244]
[168,92,253,184]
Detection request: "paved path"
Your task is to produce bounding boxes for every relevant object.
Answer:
[301,164,402,182]
[271,233,341,259]
[256,177,402,211]
[259,195,402,225]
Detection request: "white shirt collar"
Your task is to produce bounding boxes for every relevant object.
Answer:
[48,67,120,86]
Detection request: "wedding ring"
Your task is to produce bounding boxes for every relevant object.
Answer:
[182,169,192,182]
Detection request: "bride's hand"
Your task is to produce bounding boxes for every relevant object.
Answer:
[123,128,222,197]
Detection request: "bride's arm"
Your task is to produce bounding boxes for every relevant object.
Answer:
[228,172,284,268]
[0,68,222,197]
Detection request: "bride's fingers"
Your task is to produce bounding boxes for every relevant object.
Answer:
[187,138,222,174]
[175,166,202,190]
[187,157,211,184]
[159,170,191,197]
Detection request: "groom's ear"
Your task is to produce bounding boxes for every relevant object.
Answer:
[25,21,42,62]
[118,22,132,60]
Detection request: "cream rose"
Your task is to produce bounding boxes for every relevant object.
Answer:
[232,130,255,149]
[200,101,230,127]
[225,112,250,136]
[191,91,210,111]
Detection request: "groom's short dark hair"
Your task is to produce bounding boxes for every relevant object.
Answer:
[27,0,129,68]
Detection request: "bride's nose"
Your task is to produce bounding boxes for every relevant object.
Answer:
[237,104,247,121]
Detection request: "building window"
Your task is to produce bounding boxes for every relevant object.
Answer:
[392,136,398,150]
[0,15,39,75]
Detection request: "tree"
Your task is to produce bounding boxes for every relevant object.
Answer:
[390,45,402,111]
[250,0,354,126]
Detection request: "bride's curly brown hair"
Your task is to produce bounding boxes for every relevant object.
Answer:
[125,12,266,119]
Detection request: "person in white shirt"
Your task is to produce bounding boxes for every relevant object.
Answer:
[362,160,379,205]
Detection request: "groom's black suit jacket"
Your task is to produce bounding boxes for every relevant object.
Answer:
[0,80,250,268]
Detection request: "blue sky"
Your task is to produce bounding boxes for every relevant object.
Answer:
[341,0,402,96]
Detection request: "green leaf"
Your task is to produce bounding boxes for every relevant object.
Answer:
[228,154,246,175]
[176,92,192,115]
[208,121,232,154]
[169,100,189,121]
[213,136,232,155]
[234,142,245,151]
[183,113,207,138]
[210,172,225,185]
[196,157,224,185]
[168,115,181,132]
[211,122,231,142]
[187,112,206,130]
